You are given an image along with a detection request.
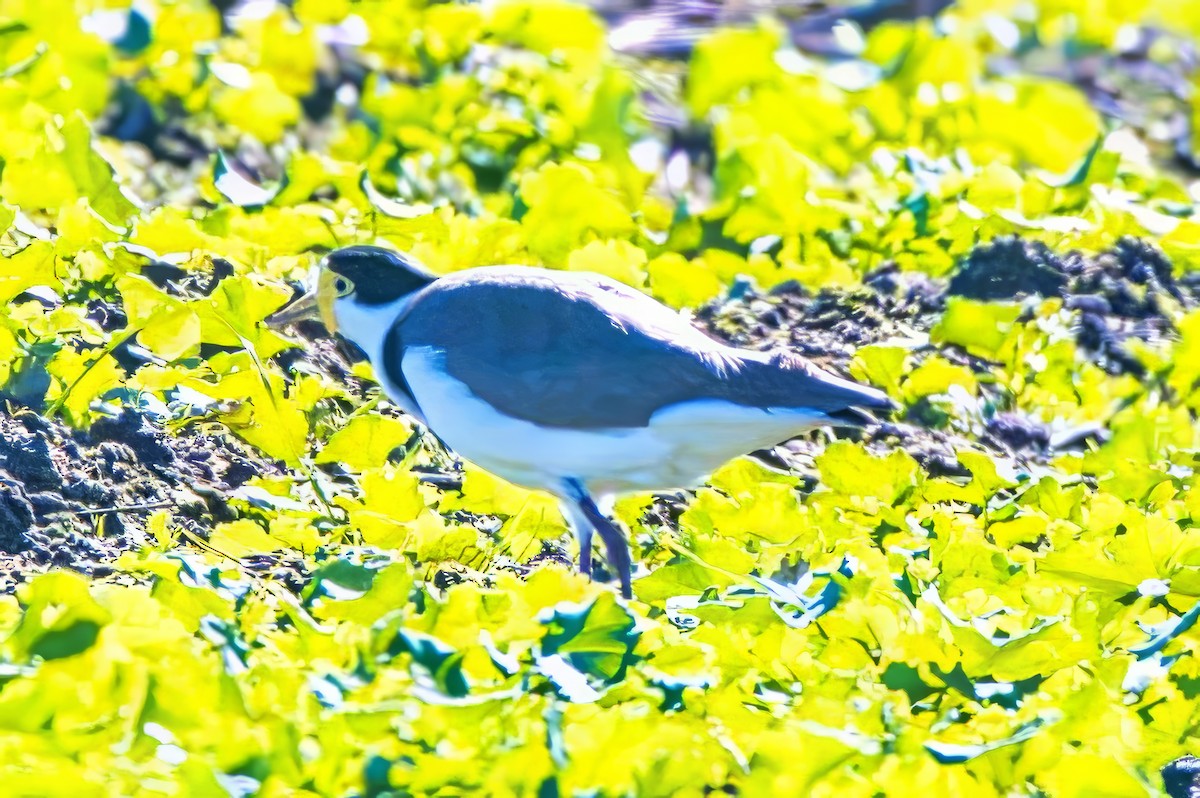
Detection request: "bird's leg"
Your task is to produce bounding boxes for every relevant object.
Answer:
[564,481,632,600]
[561,500,595,577]
[590,510,632,601]
[578,523,594,577]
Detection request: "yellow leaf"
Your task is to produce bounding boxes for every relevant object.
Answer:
[518,163,635,263]
[117,276,201,361]
[0,319,18,387]
[0,241,59,304]
[209,519,284,558]
[988,514,1046,548]
[932,298,1022,359]
[212,72,301,144]
[206,368,312,464]
[850,345,909,396]
[0,113,136,226]
[47,349,124,426]
[316,415,414,470]
[412,513,482,564]
[687,26,780,116]
[566,239,647,288]
[342,467,428,547]
[816,440,918,504]
[902,355,978,400]
[647,253,724,308]
[195,275,293,357]
[487,1,604,71]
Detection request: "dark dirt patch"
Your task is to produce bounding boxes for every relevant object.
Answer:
[948,235,1188,316]
[949,237,1068,301]
[695,271,942,371]
[274,323,375,400]
[947,235,1191,375]
[691,274,998,479]
[0,407,284,592]
[705,234,1195,388]
[982,412,1052,454]
[242,552,313,595]
[6,234,1187,590]
[691,235,1189,477]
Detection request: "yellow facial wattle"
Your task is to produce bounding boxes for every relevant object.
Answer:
[317,269,341,333]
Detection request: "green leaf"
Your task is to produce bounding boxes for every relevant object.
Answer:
[539,592,638,685]
[117,275,202,361]
[932,298,1022,359]
[208,519,286,557]
[316,415,414,471]
[391,629,469,697]
[518,163,635,263]
[566,239,647,288]
[924,717,1051,764]
[850,345,909,397]
[647,253,724,308]
[46,349,124,426]
[815,440,918,504]
[902,355,977,401]
[304,557,381,604]
[686,26,780,116]
[212,151,285,209]
[8,572,110,661]
[0,241,59,304]
[0,113,137,226]
[1170,310,1200,407]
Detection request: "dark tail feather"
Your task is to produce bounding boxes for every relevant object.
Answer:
[825,406,874,428]
[723,349,899,425]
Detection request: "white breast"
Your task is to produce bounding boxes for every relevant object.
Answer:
[333,297,426,420]
[401,346,827,498]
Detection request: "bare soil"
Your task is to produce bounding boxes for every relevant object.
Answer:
[1,235,1186,592]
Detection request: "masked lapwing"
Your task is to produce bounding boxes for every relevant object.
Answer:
[269,245,895,599]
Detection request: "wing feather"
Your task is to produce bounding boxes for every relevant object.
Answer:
[395,268,889,429]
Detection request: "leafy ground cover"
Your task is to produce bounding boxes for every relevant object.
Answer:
[4,0,1200,794]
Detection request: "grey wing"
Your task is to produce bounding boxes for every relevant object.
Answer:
[392,270,734,430]
[730,349,895,422]
[391,267,893,430]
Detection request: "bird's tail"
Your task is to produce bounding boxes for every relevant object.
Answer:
[734,350,898,427]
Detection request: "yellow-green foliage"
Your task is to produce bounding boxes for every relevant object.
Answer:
[0,0,1199,795]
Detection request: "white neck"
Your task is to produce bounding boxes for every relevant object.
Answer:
[332,295,425,419]
[333,296,410,361]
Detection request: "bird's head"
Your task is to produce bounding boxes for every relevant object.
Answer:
[268,245,437,334]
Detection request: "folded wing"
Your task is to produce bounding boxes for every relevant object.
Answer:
[392,268,891,430]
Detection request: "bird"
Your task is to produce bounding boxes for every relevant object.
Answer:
[268,245,895,599]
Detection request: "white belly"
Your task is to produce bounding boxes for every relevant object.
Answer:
[401,346,826,497]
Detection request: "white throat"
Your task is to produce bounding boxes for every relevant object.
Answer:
[332,296,411,359]
[332,294,423,416]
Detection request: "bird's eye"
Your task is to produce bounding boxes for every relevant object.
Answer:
[333,277,353,296]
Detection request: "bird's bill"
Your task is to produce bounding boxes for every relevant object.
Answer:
[265,270,340,332]
[824,405,883,428]
[266,289,319,327]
